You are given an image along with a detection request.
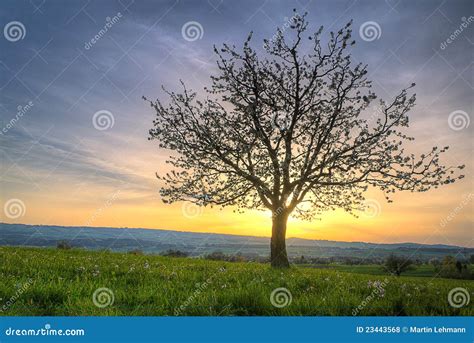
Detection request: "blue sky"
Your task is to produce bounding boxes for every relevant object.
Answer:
[0,0,472,245]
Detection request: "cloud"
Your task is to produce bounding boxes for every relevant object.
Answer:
[0,0,471,245]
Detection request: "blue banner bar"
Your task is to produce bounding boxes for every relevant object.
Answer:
[0,317,472,343]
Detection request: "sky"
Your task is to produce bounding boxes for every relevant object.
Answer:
[0,0,472,247]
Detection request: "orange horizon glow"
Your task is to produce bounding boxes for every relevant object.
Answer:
[1,5,472,250]
[2,181,472,247]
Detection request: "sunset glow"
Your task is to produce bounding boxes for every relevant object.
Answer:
[1,1,472,247]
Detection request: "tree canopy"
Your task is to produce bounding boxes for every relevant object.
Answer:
[145,11,464,267]
[146,12,463,219]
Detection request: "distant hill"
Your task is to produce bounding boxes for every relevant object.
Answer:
[1,223,472,261]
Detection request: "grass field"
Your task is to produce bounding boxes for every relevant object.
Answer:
[0,246,472,316]
[305,264,433,277]
[303,263,474,277]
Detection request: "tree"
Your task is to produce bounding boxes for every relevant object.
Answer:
[161,249,189,258]
[438,255,472,279]
[56,240,72,250]
[384,254,413,276]
[429,258,440,268]
[145,11,464,268]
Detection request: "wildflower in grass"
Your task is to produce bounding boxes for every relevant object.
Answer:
[144,261,150,269]
[372,281,382,289]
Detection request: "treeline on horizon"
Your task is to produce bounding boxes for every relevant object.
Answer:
[54,240,474,280]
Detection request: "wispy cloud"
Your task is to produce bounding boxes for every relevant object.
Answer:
[0,0,471,245]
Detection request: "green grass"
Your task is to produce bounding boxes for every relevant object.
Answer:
[0,246,472,316]
[303,263,466,277]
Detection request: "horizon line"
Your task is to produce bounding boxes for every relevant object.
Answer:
[1,222,472,249]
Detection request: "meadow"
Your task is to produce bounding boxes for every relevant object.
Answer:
[304,264,474,277]
[0,246,472,316]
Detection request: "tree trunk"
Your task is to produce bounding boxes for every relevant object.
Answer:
[271,211,290,268]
